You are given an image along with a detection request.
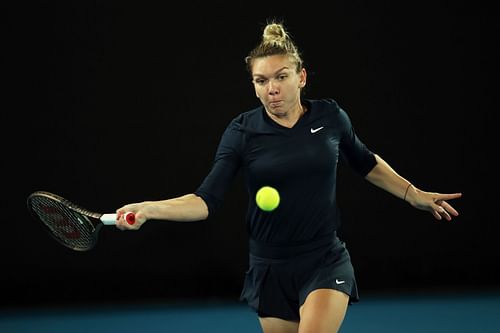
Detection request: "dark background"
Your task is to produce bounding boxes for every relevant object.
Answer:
[3,1,497,308]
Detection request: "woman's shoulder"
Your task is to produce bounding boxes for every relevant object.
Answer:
[307,98,350,120]
[224,105,265,134]
[235,105,263,122]
[308,98,342,112]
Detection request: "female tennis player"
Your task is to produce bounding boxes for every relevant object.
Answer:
[115,20,462,333]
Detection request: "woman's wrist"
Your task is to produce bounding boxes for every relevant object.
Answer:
[403,183,412,202]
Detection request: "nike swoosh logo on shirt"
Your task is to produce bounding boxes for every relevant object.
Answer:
[310,126,324,134]
[335,279,346,285]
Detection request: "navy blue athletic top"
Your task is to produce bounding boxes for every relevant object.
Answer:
[195,98,377,245]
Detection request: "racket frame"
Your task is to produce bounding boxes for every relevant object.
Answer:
[27,191,112,251]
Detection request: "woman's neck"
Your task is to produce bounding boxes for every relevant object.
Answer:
[266,103,307,129]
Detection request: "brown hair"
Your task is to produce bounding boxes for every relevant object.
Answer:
[245,20,303,74]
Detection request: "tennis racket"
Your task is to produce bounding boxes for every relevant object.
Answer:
[27,190,135,251]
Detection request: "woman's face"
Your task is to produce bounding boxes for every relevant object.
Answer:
[251,55,306,117]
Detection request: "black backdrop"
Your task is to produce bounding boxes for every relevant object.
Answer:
[3,1,497,308]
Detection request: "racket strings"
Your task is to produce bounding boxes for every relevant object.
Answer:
[29,196,96,251]
[59,197,101,220]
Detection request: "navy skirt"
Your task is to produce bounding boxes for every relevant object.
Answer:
[239,232,359,321]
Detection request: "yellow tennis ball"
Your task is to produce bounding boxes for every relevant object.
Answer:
[256,186,280,212]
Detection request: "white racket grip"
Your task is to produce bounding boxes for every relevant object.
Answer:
[100,212,136,225]
[100,213,118,225]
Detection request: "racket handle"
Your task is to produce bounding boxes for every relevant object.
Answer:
[100,212,136,225]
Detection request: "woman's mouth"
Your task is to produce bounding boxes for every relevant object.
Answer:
[269,100,283,108]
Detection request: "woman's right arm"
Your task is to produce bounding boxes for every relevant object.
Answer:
[115,194,209,230]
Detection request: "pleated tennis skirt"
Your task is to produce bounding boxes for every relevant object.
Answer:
[239,232,359,321]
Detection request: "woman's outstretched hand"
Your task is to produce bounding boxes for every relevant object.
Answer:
[406,186,462,221]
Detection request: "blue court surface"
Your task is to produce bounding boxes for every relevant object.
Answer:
[1,290,499,333]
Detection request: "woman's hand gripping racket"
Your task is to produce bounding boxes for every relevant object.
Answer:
[27,191,135,251]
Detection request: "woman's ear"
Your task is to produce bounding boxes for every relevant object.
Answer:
[299,68,307,87]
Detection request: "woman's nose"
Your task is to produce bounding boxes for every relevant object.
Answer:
[267,80,279,95]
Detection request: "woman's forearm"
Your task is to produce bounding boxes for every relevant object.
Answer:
[364,154,413,200]
[141,193,209,222]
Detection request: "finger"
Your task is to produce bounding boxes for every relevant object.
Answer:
[430,202,446,220]
[436,203,454,221]
[431,209,442,220]
[440,201,459,216]
[115,219,126,230]
[115,214,131,230]
[441,209,452,221]
[436,193,462,201]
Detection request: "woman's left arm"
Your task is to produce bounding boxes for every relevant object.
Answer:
[365,154,462,221]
